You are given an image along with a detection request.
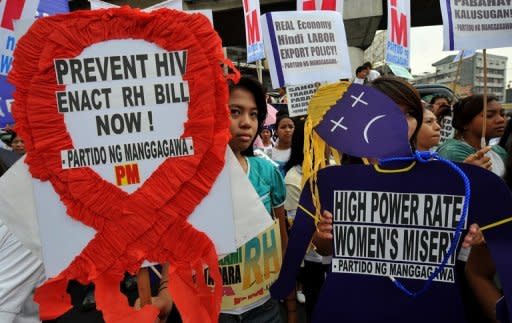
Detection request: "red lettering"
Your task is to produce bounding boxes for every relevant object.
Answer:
[245,10,260,45]
[115,165,126,186]
[390,5,408,46]
[242,0,249,13]
[1,0,25,30]
[125,164,140,185]
[301,0,336,10]
[234,296,247,305]
[222,287,235,296]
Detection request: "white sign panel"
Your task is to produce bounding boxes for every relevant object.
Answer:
[55,39,190,194]
[440,0,512,50]
[243,0,265,63]
[296,0,344,14]
[287,82,322,117]
[0,0,38,76]
[386,0,410,68]
[261,11,351,89]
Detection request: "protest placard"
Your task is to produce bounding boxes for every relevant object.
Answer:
[243,0,265,63]
[386,0,410,68]
[331,190,464,283]
[9,8,236,322]
[208,221,282,310]
[272,162,512,322]
[54,40,193,192]
[261,11,351,88]
[440,0,512,50]
[286,82,322,117]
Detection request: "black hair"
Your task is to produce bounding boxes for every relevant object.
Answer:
[369,77,423,149]
[355,66,365,75]
[430,94,451,105]
[452,94,497,135]
[229,76,267,156]
[362,62,373,69]
[284,117,305,174]
[5,130,17,146]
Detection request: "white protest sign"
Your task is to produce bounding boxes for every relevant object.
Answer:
[243,0,265,63]
[55,39,192,194]
[287,82,322,117]
[32,147,273,277]
[385,0,410,68]
[261,11,351,88]
[440,0,512,50]
[296,0,344,14]
[0,1,38,76]
[332,190,466,283]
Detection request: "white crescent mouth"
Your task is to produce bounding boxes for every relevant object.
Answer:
[363,115,386,144]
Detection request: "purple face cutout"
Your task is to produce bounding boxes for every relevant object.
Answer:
[315,83,412,158]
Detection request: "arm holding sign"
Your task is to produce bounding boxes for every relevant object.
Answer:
[312,210,333,256]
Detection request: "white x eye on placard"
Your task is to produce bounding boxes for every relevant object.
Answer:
[351,91,368,108]
[330,116,348,132]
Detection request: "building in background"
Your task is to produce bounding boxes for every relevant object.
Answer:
[363,30,386,69]
[413,52,508,101]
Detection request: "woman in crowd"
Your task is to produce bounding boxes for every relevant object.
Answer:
[416,107,442,151]
[437,95,507,177]
[259,126,274,157]
[272,115,295,176]
[221,76,292,323]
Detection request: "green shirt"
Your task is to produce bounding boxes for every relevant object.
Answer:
[436,138,508,163]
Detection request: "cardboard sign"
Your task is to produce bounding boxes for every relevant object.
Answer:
[386,0,410,68]
[440,0,512,50]
[271,162,512,322]
[9,8,234,322]
[261,11,351,88]
[211,221,282,310]
[243,0,265,63]
[286,82,322,117]
[315,84,411,158]
[439,115,454,145]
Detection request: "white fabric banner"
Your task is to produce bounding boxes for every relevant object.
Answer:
[439,0,512,50]
[385,0,410,68]
[261,11,351,88]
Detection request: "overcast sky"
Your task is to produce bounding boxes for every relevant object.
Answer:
[410,25,512,86]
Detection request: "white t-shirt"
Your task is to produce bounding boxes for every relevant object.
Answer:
[353,77,365,85]
[368,69,381,82]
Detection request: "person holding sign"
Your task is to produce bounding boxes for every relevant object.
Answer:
[437,95,507,177]
[221,76,291,323]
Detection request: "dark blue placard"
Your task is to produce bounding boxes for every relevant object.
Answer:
[271,161,512,322]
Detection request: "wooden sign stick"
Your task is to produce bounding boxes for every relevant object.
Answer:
[481,49,488,149]
[452,49,465,94]
[137,268,152,307]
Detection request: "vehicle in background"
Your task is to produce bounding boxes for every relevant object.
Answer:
[414,84,458,105]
